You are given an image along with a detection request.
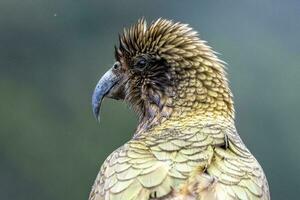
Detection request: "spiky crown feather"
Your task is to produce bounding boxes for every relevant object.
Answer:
[115,18,234,129]
[116,18,199,58]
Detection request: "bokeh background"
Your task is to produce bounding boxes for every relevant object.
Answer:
[1,0,299,199]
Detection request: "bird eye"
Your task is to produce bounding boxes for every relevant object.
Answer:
[136,59,147,70]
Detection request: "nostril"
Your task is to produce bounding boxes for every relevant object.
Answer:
[113,62,120,70]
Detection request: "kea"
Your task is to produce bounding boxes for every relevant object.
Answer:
[89,19,270,200]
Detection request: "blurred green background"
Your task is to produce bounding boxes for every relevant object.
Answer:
[0,0,299,199]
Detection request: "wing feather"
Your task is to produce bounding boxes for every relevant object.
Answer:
[89,122,269,200]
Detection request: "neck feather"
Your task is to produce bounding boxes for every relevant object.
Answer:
[135,42,234,134]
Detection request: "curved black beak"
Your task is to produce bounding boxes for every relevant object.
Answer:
[92,68,119,121]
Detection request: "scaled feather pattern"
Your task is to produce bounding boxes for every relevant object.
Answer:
[89,18,270,200]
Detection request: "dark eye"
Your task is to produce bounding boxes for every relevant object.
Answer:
[136,59,146,68]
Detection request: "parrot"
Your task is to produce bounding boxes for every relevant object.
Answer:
[89,18,270,200]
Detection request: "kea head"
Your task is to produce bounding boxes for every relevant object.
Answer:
[92,18,234,131]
